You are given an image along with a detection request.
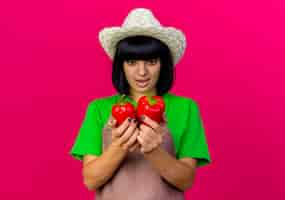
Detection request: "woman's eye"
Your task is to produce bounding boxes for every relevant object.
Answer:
[126,60,136,65]
[148,59,158,65]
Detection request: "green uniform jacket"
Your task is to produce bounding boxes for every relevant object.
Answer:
[70,92,212,168]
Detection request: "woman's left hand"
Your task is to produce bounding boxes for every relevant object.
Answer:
[137,113,168,153]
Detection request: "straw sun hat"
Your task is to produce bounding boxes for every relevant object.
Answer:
[98,8,187,66]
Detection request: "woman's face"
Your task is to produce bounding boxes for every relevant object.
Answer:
[123,58,161,94]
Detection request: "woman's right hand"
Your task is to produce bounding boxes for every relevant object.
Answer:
[106,116,140,152]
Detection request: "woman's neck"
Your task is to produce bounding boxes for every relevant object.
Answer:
[129,90,157,103]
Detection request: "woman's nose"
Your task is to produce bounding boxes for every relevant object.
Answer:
[137,61,148,75]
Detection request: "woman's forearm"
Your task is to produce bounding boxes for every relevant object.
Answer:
[143,146,196,191]
[83,141,127,191]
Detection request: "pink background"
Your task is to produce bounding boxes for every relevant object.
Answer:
[1,0,284,199]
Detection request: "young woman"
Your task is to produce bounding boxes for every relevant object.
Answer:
[70,8,211,200]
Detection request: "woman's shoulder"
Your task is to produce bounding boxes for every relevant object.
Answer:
[167,93,202,121]
[86,94,119,124]
[167,92,199,107]
[87,92,200,109]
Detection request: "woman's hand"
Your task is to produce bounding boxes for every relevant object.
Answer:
[105,115,140,152]
[137,113,168,154]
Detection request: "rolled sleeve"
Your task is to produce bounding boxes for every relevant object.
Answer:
[69,100,103,161]
[177,100,212,168]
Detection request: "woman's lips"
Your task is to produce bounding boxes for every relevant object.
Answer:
[135,79,150,87]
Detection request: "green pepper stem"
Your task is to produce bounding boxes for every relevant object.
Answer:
[147,96,157,106]
[116,94,127,105]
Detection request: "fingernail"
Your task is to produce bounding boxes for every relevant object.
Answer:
[133,118,137,123]
[128,117,132,122]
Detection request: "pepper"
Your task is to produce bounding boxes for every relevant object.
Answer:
[112,94,136,127]
[136,95,165,126]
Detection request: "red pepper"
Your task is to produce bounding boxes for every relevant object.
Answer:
[136,95,165,126]
[112,94,136,127]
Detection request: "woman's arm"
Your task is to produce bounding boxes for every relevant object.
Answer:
[143,146,197,191]
[82,141,128,191]
[82,117,139,191]
[137,115,197,191]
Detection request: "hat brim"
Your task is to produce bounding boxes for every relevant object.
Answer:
[98,26,186,65]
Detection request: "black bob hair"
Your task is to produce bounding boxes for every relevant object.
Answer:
[112,35,175,96]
